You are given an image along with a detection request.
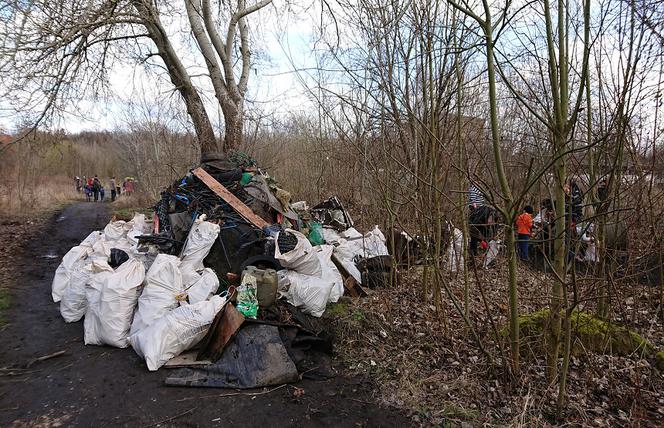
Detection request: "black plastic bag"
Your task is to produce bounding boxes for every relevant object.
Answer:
[109,248,129,268]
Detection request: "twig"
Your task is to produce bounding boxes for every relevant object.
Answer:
[176,383,288,402]
[0,405,19,412]
[142,407,197,428]
[25,350,67,368]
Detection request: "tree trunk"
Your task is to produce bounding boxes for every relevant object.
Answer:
[222,103,244,153]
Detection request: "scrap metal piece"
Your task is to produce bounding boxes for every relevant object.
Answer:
[197,303,245,362]
[166,324,299,389]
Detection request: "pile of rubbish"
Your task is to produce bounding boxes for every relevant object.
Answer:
[51,153,393,388]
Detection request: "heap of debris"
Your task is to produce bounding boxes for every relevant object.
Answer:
[50,153,394,388]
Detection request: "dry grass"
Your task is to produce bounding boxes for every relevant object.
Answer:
[0,176,79,217]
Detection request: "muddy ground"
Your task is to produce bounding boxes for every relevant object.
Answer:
[0,203,409,427]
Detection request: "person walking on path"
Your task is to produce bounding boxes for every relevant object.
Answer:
[110,177,117,202]
[516,205,534,260]
[99,186,105,202]
[92,175,101,202]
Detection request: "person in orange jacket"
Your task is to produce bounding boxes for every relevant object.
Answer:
[516,205,534,260]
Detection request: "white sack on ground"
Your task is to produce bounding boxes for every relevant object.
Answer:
[275,230,322,276]
[445,228,465,273]
[80,231,104,248]
[186,268,219,304]
[333,225,389,283]
[180,219,220,271]
[91,237,133,259]
[84,258,146,348]
[320,228,342,245]
[180,263,201,289]
[103,220,127,241]
[316,245,344,303]
[60,259,115,323]
[126,213,151,245]
[128,295,226,371]
[51,245,92,302]
[483,240,501,269]
[130,254,184,335]
[283,270,334,317]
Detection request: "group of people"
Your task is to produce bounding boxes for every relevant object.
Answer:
[74,176,135,202]
[469,179,590,263]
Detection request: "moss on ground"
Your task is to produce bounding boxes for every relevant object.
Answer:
[656,351,664,371]
[510,309,661,368]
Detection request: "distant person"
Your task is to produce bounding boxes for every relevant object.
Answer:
[516,205,534,260]
[122,180,127,195]
[74,176,81,193]
[92,175,101,202]
[110,177,117,202]
[99,186,105,201]
[125,179,134,196]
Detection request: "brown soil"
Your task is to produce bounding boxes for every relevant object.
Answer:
[0,202,409,427]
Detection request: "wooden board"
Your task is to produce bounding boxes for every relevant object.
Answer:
[163,351,211,368]
[192,167,269,229]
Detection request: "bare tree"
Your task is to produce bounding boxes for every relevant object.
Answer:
[0,0,272,159]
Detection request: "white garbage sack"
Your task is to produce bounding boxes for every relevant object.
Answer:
[582,233,599,263]
[51,245,92,302]
[130,254,184,335]
[128,295,226,371]
[80,231,104,248]
[275,229,322,276]
[126,213,151,245]
[283,270,334,317]
[445,227,465,273]
[180,219,220,271]
[483,240,501,268]
[84,258,146,348]
[316,245,344,303]
[60,259,114,323]
[186,268,219,304]
[320,228,342,245]
[333,226,389,283]
[91,237,133,259]
[103,220,127,241]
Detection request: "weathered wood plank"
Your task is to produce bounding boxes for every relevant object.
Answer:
[192,167,269,228]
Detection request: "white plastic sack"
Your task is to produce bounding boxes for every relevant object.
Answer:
[51,245,92,302]
[445,228,465,273]
[103,220,127,241]
[275,229,322,276]
[128,295,226,371]
[316,245,344,303]
[130,254,184,335]
[284,270,334,317]
[126,213,151,245]
[60,259,114,323]
[80,231,104,248]
[84,258,146,348]
[483,240,501,268]
[180,219,220,271]
[91,237,133,259]
[320,228,342,245]
[582,233,599,263]
[333,226,389,283]
[186,268,219,304]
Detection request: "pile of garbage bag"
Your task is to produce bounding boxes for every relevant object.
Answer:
[50,153,393,387]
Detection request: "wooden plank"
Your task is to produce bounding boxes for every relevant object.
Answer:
[164,351,211,368]
[192,167,269,229]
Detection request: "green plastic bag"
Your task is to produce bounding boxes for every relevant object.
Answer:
[307,221,324,246]
[240,172,253,186]
[236,272,258,318]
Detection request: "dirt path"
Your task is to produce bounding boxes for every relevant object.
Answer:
[0,202,408,427]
